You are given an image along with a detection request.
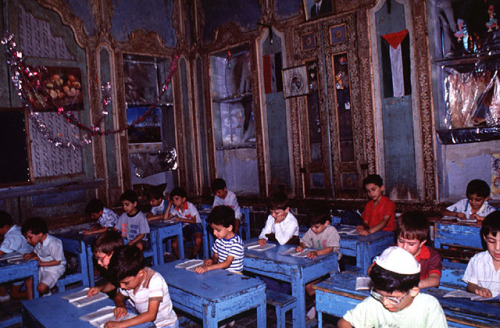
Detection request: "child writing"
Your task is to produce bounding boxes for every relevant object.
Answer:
[396,211,442,288]
[296,212,341,320]
[163,187,202,258]
[211,178,242,234]
[356,174,396,236]
[258,191,299,246]
[21,217,66,298]
[105,245,178,328]
[463,211,500,298]
[338,246,447,328]
[195,206,244,274]
[114,190,150,251]
[87,230,124,297]
[147,189,169,222]
[0,210,33,301]
[83,198,119,235]
[442,179,496,222]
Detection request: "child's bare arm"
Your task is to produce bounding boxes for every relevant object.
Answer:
[83,226,108,235]
[195,254,234,273]
[442,209,466,220]
[147,214,164,222]
[296,242,307,252]
[466,282,492,298]
[162,202,173,221]
[174,215,197,224]
[337,318,353,328]
[38,259,62,267]
[128,234,145,246]
[106,299,160,328]
[418,273,441,289]
[361,215,390,235]
[111,291,128,319]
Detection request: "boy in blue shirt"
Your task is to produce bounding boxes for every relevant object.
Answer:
[114,190,150,251]
[195,206,244,274]
[0,210,33,301]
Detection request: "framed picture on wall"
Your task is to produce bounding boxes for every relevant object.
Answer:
[282,65,309,98]
[303,0,334,21]
[330,24,347,45]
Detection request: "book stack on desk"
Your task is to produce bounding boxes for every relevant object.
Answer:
[62,288,109,308]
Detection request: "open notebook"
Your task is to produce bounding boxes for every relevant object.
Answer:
[62,288,109,308]
[280,248,313,257]
[79,306,136,327]
[0,252,24,261]
[245,242,277,252]
[174,259,203,271]
[443,289,500,301]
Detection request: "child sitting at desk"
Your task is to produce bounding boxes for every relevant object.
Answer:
[396,211,442,288]
[296,212,341,320]
[0,210,33,301]
[22,217,66,298]
[212,178,242,234]
[356,174,396,236]
[105,245,178,328]
[114,190,150,251]
[338,246,447,328]
[87,230,124,297]
[463,211,500,298]
[258,191,299,246]
[83,198,119,235]
[195,206,244,274]
[163,187,202,259]
[147,188,170,222]
[442,179,496,222]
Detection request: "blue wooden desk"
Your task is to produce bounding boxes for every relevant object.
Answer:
[433,219,483,249]
[338,225,394,272]
[149,220,185,262]
[21,289,153,328]
[243,240,339,328]
[0,257,39,327]
[313,272,500,328]
[153,261,266,328]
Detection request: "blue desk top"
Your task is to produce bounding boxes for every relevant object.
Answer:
[337,225,394,242]
[0,258,38,284]
[21,289,152,328]
[152,261,265,301]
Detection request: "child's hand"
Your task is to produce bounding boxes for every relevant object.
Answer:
[355,225,364,232]
[358,229,370,236]
[23,253,33,260]
[194,265,208,274]
[475,287,492,298]
[306,251,318,259]
[258,239,267,246]
[203,259,213,266]
[82,230,91,235]
[456,212,467,220]
[104,321,123,328]
[295,245,303,252]
[113,306,127,319]
[470,213,485,222]
[87,286,101,297]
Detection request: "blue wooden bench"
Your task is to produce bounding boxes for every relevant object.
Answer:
[265,289,297,328]
[142,231,159,266]
[56,237,90,292]
[314,266,500,328]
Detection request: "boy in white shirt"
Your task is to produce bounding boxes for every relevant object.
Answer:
[211,178,242,233]
[258,191,299,246]
[0,210,33,301]
[106,245,178,328]
[83,198,119,235]
[22,217,66,298]
[147,189,168,221]
[463,211,500,298]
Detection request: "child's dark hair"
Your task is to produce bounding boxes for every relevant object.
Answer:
[0,210,13,227]
[208,206,235,228]
[268,191,289,211]
[481,211,500,238]
[310,213,331,226]
[149,189,163,200]
[120,190,138,203]
[211,178,227,193]
[92,230,124,255]
[21,217,48,235]
[396,211,429,242]
[466,179,490,198]
[169,187,187,199]
[363,174,384,188]
[85,198,104,215]
[369,263,420,293]
[108,245,145,282]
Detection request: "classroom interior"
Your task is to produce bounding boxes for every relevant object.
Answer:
[0,0,499,327]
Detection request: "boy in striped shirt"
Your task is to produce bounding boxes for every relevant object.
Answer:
[195,206,244,274]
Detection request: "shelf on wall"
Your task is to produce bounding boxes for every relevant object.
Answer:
[212,93,252,104]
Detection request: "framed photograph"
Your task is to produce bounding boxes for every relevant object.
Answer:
[301,32,316,51]
[24,67,84,112]
[330,24,347,45]
[282,65,309,98]
[126,106,162,144]
[303,0,334,21]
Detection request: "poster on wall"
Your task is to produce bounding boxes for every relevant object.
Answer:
[492,153,500,199]
[303,0,334,21]
[25,67,83,111]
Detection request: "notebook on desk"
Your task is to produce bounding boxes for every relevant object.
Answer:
[79,305,136,327]
[63,288,109,308]
[174,259,204,271]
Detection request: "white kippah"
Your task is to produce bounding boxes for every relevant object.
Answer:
[374,246,421,275]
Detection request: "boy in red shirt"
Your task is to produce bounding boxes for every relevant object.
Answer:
[356,174,395,236]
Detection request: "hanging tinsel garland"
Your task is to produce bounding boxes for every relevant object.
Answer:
[2,32,179,149]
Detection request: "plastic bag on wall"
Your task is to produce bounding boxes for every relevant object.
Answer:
[130,148,177,178]
[221,103,244,146]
